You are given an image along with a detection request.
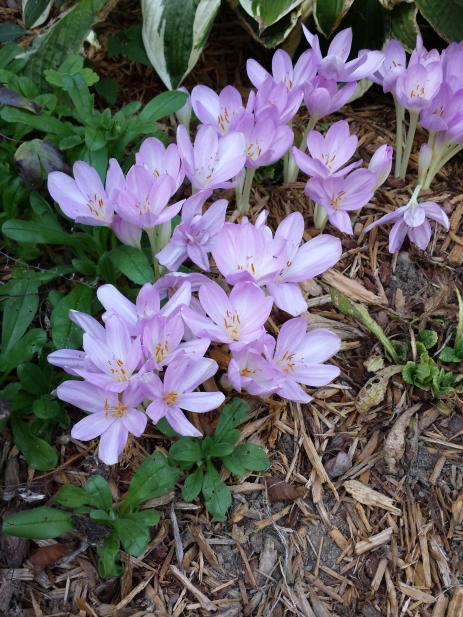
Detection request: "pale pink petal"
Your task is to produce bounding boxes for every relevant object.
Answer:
[71,412,115,441]
[98,421,128,465]
[176,391,225,413]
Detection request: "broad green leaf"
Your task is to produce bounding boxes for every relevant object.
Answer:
[84,475,113,511]
[222,443,270,476]
[202,464,232,522]
[22,0,53,28]
[19,0,107,87]
[110,245,153,285]
[439,346,462,363]
[107,25,151,66]
[415,0,463,42]
[1,279,40,353]
[0,24,26,43]
[169,438,202,464]
[2,218,79,245]
[0,86,39,113]
[387,2,419,50]
[89,509,112,523]
[182,467,203,502]
[0,328,47,374]
[2,507,73,539]
[123,452,179,511]
[214,398,250,440]
[0,106,68,135]
[15,139,69,190]
[314,0,354,38]
[138,90,188,123]
[11,417,58,470]
[127,509,160,527]
[239,0,303,27]
[114,517,151,557]
[55,484,93,508]
[97,530,122,578]
[51,284,94,350]
[32,396,61,419]
[142,0,220,89]
[206,429,240,459]
[417,329,438,350]
[18,363,48,396]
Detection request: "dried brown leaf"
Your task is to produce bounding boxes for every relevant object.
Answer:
[266,477,305,503]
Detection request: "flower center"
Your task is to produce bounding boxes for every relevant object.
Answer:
[240,367,256,377]
[217,106,231,132]
[104,399,127,418]
[86,193,106,219]
[279,350,296,373]
[223,309,241,341]
[108,358,129,381]
[330,191,345,210]
[154,341,169,364]
[165,392,178,404]
[321,152,337,169]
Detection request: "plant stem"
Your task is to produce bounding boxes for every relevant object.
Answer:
[313,203,328,231]
[400,109,419,180]
[394,98,404,177]
[423,143,463,189]
[147,223,171,280]
[284,116,317,184]
[236,167,255,214]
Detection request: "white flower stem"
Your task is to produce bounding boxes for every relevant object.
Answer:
[147,223,171,279]
[393,98,404,178]
[236,167,255,214]
[284,116,317,184]
[313,203,328,231]
[423,143,463,189]
[400,109,419,180]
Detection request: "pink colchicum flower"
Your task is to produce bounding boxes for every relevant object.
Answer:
[143,358,224,437]
[368,144,393,189]
[267,212,342,315]
[306,168,377,235]
[115,167,183,230]
[251,79,303,125]
[156,190,228,272]
[292,120,361,179]
[271,319,341,403]
[247,48,317,92]
[135,137,184,192]
[182,281,273,349]
[303,77,356,122]
[302,25,383,82]
[227,334,280,397]
[395,61,443,111]
[371,39,407,94]
[57,381,146,465]
[364,187,450,254]
[176,124,246,190]
[48,159,122,226]
[191,85,245,135]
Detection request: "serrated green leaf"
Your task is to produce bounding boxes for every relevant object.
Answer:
[438,346,461,363]
[417,329,438,350]
[182,467,203,501]
[3,507,73,539]
[51,285,94,350]
[110,245,153,285]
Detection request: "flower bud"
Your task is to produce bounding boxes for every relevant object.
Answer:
[368,144,393,189]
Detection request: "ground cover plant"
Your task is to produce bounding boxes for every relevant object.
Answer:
[0,2,462,616]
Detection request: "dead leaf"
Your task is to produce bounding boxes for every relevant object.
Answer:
[30,544,70,568]
[322,270,384,305]
[266,478,305,503]
[325,452,352,479]
[356,366,403,413]
[383,404,421,474]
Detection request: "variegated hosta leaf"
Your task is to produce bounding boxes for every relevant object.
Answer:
[314,0,355,38]
[22,0,54,28]
[239,0,304,28]
[388,2,419,50]
[142,0,220,90]
[416,0,463,42]
[377,0,414,9]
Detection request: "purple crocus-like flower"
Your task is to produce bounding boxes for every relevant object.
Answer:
[371,39,407,93]
[368,144,393,189]
[303,77,356,122]
[56,381,146,465]
[75,315,143,393]
[143,357,224,437]
[247,48,317,92]
[395,61,443,111]
[212,217,286,286]
[271,319,341,403]
[191,85,245,135]
[267,212,342,315]
[227,334,280,397]
[251,78,304,125]
[419,83,463,134]
[442,42,463,92]
[235,109,294,169]
[115,167,183,230]
[292,120,361,179]
[142,312,210,371]
[364,189,450,253]
[48,159,123,226]
[306,168,377,234]
[135,137,184,191]
[182,281,273,348]
[302,25,383,82]
[176,124,246,190]
[156,190,228,271]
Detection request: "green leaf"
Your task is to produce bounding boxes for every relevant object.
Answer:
[439,346,462,363]
[415,0,463,42]
[55,484,92,508]
[138,90,188,123]
[22,0,53,28]
[97,530,122,578]
[2,218,78,245]
[206,429,240,459]
[0,328,47,374]
[223,443,270,476]
[0,86,39,113]
[182,467,203,502]
[142,0,220,89]
[51,285,94,350]
[123,452,179,511]
[417,329,438,350]
[0,24,26,43]
[107,24,150,66]
[84,475,113,511]
[314,0,354,38]
[15,139,69,190]
[455,334,463,358]
[1,278,40,353]
[17,363,47,396]
[2,507,73,539]
[95,78,119,105]
[169,438,202,464]
[214,398,250,440]
[0,106,69,135]
[21,0,107,87]
[239,0,303,27]
[387,2,419,50]
[11,417,58,471]
[110,245,153,285]
[114,517,150,556]
[127,509,160,527]
[33,395,61,419]
[202,465,232,522]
